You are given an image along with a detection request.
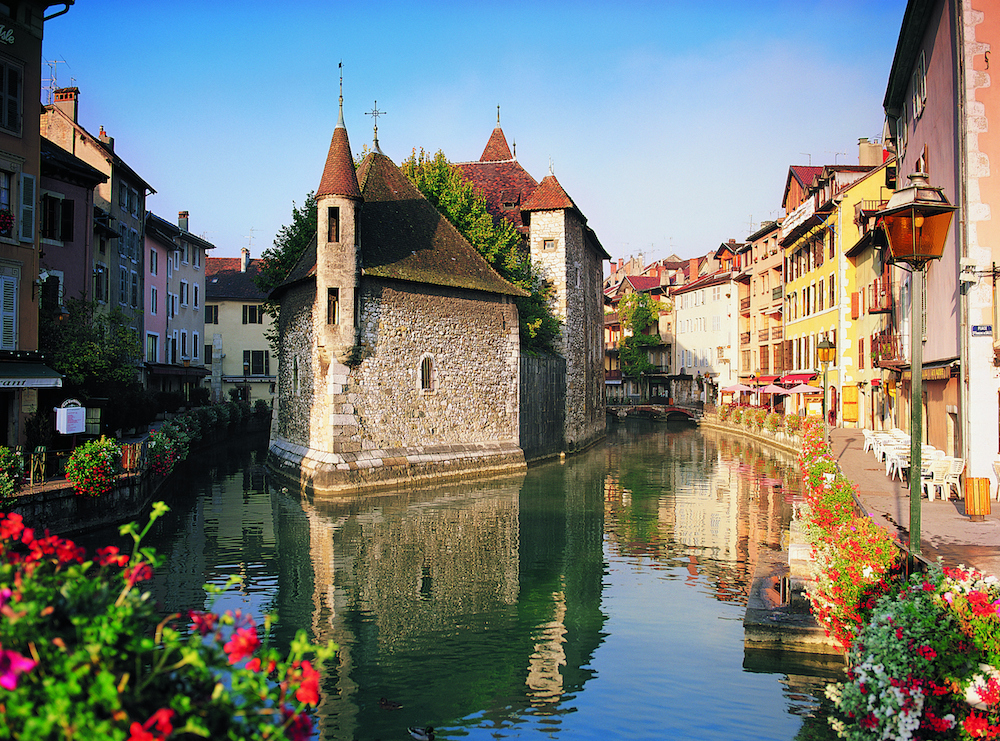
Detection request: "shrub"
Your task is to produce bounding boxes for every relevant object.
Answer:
[747,407,766,431]
[147,429,181,477]
[763,412,782,434]
[0,446,22,500]
[717,404,731,422]
[784,413,802,435]
[0,503,335,739]
[731,406,744,425]
[827,564,1000,739]
[189,386,210,407]
[253,398,271,418]
[64,436,120,497]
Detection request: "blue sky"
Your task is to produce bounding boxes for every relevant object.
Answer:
[41,1,908,265]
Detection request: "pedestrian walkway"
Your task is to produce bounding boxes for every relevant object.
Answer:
[830,428,1000,577]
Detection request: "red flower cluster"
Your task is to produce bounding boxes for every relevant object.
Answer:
[126,708,175,741]
[965,711,1000,738]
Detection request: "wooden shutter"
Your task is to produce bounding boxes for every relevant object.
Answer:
[842,385,859,423]
[18,173,34,242]
[851,291,859,320]
[0,273,16,349]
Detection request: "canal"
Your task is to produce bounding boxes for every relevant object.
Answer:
[91,420,843,740]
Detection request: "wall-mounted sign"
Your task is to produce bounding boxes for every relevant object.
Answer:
[972,325,992,336]
[0,26,15,45]
[56,406,85,435]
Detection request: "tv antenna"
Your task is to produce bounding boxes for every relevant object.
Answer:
[245,227,256,252]
[42,57,70,104]
[799,152,812,165]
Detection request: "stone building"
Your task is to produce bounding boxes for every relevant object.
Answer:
[456,123,608,453]
[268,101,527,493]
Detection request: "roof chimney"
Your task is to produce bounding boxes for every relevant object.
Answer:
[98,126,114,152]
[241,247,250,273]
[688,257,700,281]
[618,257,623,271]
[53,87,79,123]
[858,137,882,167]
[178,210,189,232]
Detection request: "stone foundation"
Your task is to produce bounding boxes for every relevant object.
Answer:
[267,436,526,495]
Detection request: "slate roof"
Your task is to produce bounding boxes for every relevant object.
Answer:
[206,257,268,301]
[275,148,528,299]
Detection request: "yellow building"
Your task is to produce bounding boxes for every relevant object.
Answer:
[204,249,275,406]
[780,156,891,425]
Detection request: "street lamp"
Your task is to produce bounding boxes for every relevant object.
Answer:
[817,337,835,446]
[876,172,957,555]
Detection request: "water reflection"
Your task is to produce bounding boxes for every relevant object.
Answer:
[83,422,839,740]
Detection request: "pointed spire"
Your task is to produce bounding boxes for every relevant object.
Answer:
[367,101,386,154]
[480,124,512,162]
[317,73,360,199]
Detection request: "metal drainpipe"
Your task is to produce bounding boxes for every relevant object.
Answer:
[955,0,971,470]
[43,2,73,21]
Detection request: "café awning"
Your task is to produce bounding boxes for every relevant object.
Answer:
[0,362,63,388]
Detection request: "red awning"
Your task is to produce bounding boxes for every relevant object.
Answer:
[755,375,779,385]
[781,372,817,384]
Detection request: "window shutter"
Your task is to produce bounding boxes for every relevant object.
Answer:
[4,65,20,133]
[264,350,270,376]
[242,304,248,324]
[851,292,859,320]
[18,173,34,242]
[0,274,15,349]
[60,197,74,241]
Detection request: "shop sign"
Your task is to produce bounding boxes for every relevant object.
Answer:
[0,26,14,45]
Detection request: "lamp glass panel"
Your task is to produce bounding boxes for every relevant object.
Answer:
[884,208,954,262]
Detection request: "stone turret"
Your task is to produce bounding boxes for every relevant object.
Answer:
[315,98,362,363]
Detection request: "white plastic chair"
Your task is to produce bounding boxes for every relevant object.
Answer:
[943,458,965,500]
[922,460,950,501]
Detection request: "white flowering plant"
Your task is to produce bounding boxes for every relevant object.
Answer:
[827,563,1000,739]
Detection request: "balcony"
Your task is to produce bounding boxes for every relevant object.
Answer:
[868,276,892,313]
[740,331,751,346]
[605,369,622,381]
[771,326,783,341]
[772,286,783,301]
[758,328,770,342]
[872,332,904,367]
[740,296,751,313]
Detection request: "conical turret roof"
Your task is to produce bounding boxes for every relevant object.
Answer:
[317,110,361,199]
[480,126,513,162]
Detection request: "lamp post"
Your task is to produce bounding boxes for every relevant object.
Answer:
[817,337,836,446]
[876,172,957,555]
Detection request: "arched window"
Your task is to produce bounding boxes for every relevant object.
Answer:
[419,355,435,392]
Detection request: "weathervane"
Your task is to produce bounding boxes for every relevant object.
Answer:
[367,100,386,152]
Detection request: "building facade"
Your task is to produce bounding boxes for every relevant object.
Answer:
[268,103,526,492]
[204,249,274,405]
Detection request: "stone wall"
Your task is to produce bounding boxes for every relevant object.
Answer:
[530,210,606,453]
[269,277,525,494]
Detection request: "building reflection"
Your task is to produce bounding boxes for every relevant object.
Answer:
[275,453,607,740]
[601,423,796,606]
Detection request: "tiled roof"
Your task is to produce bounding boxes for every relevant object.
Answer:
[625,276,661,292]
[316,120,361,199]
[454,158,537,233]
[206,257,268,300]
[355,151,526,297]
[521,174,578,214]
[480,126,513,161]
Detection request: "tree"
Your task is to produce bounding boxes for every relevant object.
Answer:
[255,192,317,306]
[39,298,141,390]
[38,298,152,435]
[617,292,662,398]
[401,148,561,355]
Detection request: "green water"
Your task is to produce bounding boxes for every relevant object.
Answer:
[117,421,841,740]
